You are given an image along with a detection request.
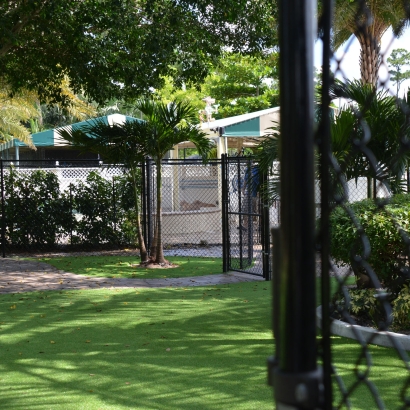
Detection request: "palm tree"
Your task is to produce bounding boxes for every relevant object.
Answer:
[0,80,38,148]
[256,80,410,199]
[332,0,408,88]
[58,118,150,262]
[134,98,212,264]
[59,98,212,265]
[329,79,410,194]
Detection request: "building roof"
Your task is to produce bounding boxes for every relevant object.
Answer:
[0,114,139,152]
[201,106,280,138]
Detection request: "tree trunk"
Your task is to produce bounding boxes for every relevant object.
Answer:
[154,159,166,264]
[130,167,148,262]
[356,27,383,89]
[150,221,158,260]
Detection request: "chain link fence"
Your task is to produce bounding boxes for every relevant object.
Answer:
[322,0,410,406]
[271,0,410,409]
[143,159,223,259]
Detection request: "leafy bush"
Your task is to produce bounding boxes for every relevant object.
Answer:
[330,193,410,292]
[4,167,73,246]
[3,167,142,249]
[70,172,126,245]
[335,286,410,330]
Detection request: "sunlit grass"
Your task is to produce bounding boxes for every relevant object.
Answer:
[0,282,273,410]
[33,256,223,279]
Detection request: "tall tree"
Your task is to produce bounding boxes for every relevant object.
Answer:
[1,1,278,104]
[387,48,410,97]
[332,0,409,88]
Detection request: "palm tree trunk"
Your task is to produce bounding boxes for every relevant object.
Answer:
[357,29,382,89]
[130,167,148,262]
[155,159,166,264]
[150,221,158,260]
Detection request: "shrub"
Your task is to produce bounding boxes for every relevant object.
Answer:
[4,167,73,246]
[335,286,410,330]
[329,193,410,293]
[70,172,126,245]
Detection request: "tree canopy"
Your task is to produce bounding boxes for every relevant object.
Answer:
[1,0,278,104]
[155,52,279,120]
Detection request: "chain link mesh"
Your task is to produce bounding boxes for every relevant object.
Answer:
[320,1,410,407]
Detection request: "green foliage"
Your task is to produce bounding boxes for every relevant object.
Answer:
[329,80,410,193]
[4,167,73,246]
[336,286,410,330]
[70,172,121,245]
[387,48,410,97]
[330,194,410,292]
[337,289,380,326]
[4,168,142,248]
[1,1,278,103]
[155,52,279,121]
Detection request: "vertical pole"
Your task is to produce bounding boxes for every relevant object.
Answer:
[69,184,73,247]
[318,0,334,407]
[407,162,409,193]
[1,160,5,258]
[246,160,253,267]
[221,154,228,273]
[237,157,243,269]
[141,161,148,253]
[262,171,271,280]
[147,159,152,254]
[272,0,322,409]
[112,177,116,233]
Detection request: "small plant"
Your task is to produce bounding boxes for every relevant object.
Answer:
[392,285,410,329]
[199,239,209,247]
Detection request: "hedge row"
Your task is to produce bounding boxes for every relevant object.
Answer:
[2,168,141,248]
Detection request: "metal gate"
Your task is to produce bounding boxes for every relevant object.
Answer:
[270,0,410,409]
[221,155,271,279]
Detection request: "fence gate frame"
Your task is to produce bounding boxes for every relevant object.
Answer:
[221,154,271,280]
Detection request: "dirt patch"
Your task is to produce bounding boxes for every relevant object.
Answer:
[131,262,178,269]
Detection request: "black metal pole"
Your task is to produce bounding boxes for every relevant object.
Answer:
[318,0,334,407]
[69,184,73,247]
[221,154,228,273]
[272,0,322,409]
[261,171,271,280]
[146,159,152,253]
[112,177,117,232]
[141,162,148,253]
[1,160,5,258]
[237,157,243,269]
[246,160,253,266]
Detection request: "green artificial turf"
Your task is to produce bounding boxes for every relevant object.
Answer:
[34,256,223,279]
[0,272,405,409]
[0,282,274,410]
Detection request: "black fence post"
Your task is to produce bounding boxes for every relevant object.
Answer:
[69,183,73,246]
[112,176,117,232]
[146,159,152,254]
[261,171,270,280]
[237,157,243,269]
[318,0,334,407]
[1,159,5,258]
[221,154,228,273]
[141,161,148,253]
[270,0,322,409]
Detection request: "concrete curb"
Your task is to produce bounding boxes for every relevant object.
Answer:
[316,306,410,351]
